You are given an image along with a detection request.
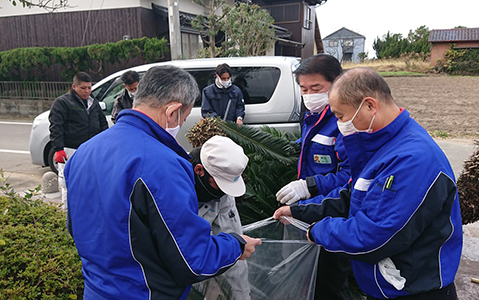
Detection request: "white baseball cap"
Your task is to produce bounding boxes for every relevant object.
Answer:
[200,135,249,197]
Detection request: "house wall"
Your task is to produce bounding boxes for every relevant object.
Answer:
[0,7,154,51]
[300,4,315,59]
[352,37,365,63]
[323,40,339,61]
[430,41,479,66]
[0,0,234,51]
[0,0,235,80]
[252,0,316,58]
[0,0,143,17]
[455,41,479,48]
[0,5,161,80]
[0,0,233,17]
[430,43,450,66]
[323,37,365,63]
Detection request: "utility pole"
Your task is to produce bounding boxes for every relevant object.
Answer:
[168,0,182,60]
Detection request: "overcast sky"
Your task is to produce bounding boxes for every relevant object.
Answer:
[316,0,478,58]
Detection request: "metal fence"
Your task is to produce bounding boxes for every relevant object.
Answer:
[0,81,71,100]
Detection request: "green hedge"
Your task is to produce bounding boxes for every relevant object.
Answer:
[0,175,84,300]
[0,37,169,81]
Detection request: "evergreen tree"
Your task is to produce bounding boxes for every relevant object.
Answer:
[373,26,430,59]
[221,3,276,57]
[192,2,276,58]
[191,0,227,58]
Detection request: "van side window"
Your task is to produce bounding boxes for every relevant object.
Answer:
[187,67,281,107]
[188,69,217,107]
[98,78,124,115]
[94,73,145,116]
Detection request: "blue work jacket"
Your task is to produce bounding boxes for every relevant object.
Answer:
[65,109,244,300]
[293,109,462,298]
[298,106,350,196]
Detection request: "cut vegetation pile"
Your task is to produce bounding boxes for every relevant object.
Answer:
[457,142,479,225]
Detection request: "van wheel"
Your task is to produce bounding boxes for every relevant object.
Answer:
[47,148,59,174]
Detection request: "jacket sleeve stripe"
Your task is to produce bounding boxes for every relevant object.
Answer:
[129,177,201,276]
[315,172,457,263]
[128,177,241,298]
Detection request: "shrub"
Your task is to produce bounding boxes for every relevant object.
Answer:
[434,45,479,75]
[0,37,169,81]
[0,172,83,300]
[457,141,479,225]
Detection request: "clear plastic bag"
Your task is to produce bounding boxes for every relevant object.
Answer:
[187,217,320,300]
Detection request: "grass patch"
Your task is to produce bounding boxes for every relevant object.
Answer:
[342,57,433,75]
[378,71,425,77]
[429,130,450,138]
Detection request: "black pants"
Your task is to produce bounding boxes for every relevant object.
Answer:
[366,282,457,300]
[314,249,352,300]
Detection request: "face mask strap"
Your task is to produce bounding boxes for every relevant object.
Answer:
[349,100,376,133]
[366,114,376,132]
[349,99,367,123]
[165,104,181,129]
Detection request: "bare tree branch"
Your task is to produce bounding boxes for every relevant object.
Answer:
[6,0,70,12]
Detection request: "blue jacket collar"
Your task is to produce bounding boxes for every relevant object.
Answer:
[117,109,191,160]
[303,106,334,130]
[342,109,410,180]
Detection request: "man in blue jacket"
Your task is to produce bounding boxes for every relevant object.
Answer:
[275,67,462,300]
[201,63,245,125]
[276,54,350,205]
[65,65,261,300]
[275,54,352,300]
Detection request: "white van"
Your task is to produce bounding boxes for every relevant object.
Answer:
[29,56,302,173]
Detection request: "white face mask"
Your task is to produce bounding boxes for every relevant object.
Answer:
[128,90,136,99]
[337,99,376,136]
[221,80,232,88]
[215,77,231,89]
[303,92,329,113]
[165,105,181,138]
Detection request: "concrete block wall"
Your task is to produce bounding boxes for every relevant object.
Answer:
[0,99,53,119]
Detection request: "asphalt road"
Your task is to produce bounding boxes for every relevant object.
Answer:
[0,120,48,190]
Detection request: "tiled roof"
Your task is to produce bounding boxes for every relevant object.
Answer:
[323,27,365,40]
[429,28,479,42]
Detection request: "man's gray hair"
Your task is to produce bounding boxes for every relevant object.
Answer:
[331,67,395,108]
[133,65,199,109]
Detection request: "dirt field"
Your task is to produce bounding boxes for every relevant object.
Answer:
[384,76,479,138]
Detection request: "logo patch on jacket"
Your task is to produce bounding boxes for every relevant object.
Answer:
[314,154,332,164]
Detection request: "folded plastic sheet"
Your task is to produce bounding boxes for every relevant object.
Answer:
[187,216,320,300]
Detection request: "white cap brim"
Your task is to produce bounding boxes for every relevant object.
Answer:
[213,175,246,197]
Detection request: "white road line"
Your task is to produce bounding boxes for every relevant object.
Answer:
[0,149,30,154]
[0,121,33,125]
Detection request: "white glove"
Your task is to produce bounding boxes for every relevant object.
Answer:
[276,179,311,205]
